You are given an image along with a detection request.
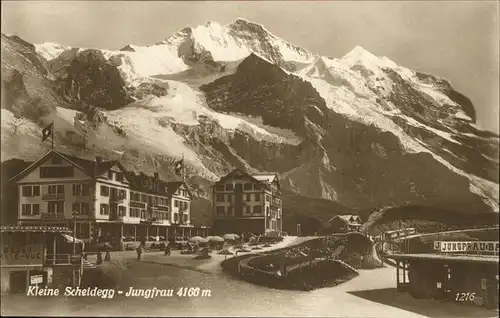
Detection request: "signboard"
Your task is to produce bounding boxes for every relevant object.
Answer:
[433,241,441,251]
[438,241,499,253]
[0,244,43,266]
[30,274,43,285]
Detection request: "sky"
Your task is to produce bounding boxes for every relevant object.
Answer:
[2,1,499,133]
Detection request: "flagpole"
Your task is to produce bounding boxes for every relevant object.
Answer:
[51,121,54,150]
[182,153,185,182]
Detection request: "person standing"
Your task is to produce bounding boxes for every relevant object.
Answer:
[136,245,142,261]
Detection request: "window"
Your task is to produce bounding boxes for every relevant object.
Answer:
[216,206,225,215]
[100,185,109,196]
[174,200,179,207]
[22,185,40,197]
[245,206,251,214]
[266,206,270,216]
[130,208,140,218]
[51,155,63,164]
[72,202,89,215]
[227,206,233,215]
[254,193,260,201]
[100,204,109,215]
[118,206,127,217]
[116,172,123,182]
[244,183,253,191]
[253,206,262,214]
[108,171,113,179]
[141,194,147,203]
[48,202,64,214]
[119,189,127,199]
[215,185,225,191]
[216,194,224,202]
[73,184,89,196]
[48,185,64,194]
[225,184,234,191]
[183,214,188,223]
[40,166,74,178]
[174,213,179,222]
[246,194,251,202]
[140,209,146,219]
[227,194,232,202]
[266,195,271,202]
[21,204,31,215]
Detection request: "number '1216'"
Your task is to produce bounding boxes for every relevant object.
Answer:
[455,292,475,302]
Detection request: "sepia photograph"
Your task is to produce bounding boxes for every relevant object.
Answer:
[0,1,499,316]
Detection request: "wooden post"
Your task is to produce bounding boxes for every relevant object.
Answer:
[52,237,56,265]
[134,225,137,242]
[396,262,400,289]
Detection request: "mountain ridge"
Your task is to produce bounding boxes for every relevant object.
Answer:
[1,19,499,232]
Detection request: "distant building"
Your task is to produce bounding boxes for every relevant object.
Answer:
[212,169,283,235]
[327,215,362,233]
[10,150,208,250]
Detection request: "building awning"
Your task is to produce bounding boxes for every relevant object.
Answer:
[61,233,84,244]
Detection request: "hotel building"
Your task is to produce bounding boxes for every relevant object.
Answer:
[212,169,283,235]
[10,150,208,250]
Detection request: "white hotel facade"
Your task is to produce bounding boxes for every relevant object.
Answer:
[11,150,208,249]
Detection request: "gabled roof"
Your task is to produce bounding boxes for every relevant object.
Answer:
[251,173,278,183]
[328,214,362,224]
[9,150,126,182]
[167,181,193,198]
[124,172,192,198]
[214,168,280,190]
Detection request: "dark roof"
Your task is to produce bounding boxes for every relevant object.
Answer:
[327,214,361,224]
[214,168,273,188]
[125,171,169,196]
[125,173,192,198]
[1,225,72,233]
[9,150,121,181]
[62,153,120,177]
[166,181,183,196]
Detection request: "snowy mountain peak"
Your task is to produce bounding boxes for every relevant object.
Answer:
[35,42,71,60]
[342,45,380,64]
[228,18,267,33]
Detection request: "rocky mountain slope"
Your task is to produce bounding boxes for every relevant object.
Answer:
[1,18,498,230]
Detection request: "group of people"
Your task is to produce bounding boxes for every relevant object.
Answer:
[136,241,171,260]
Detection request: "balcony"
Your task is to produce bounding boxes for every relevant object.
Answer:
[109,213,124,222]
[41,213,65,220]
[151,203,169,212]
[110,195,125,204]
[140,217,162,224]
[44,254,82,266]
[42,193,65,201]
[130,201,146,209]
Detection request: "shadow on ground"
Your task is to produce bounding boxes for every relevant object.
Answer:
[348,288,498,318]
